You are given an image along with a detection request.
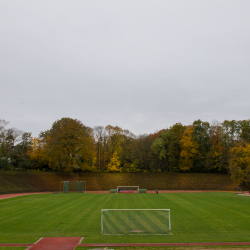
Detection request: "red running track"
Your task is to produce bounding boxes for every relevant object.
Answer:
[30,237,83,250]
[78,242,250,247]
[0,237,83,250]
[1,241,250,249]
[0,192,47,200]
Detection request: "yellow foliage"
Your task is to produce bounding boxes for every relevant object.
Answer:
[29,137,48,168]
[229,143,250,185]
[107,151,121,172]
[179,127,199,171]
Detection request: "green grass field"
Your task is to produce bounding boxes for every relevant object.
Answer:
[0,192,250,244]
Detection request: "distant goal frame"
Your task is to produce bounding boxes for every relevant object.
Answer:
[117,186,139,193]
[101,209,172,235]
[60,181,86,193]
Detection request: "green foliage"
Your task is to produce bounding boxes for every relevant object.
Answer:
[12,132,33,169]
[122,159,141,173]
[131,134,155,172]
[0,158,9,169]
[151,124,185,172]
[192,120,210,172]
[0,119,33,170]
[239,119,250,143]
[152,130,181,172]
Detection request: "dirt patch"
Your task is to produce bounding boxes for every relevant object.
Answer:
[237,193,250,196]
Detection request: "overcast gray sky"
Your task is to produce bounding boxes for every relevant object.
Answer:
[1,0,250,137]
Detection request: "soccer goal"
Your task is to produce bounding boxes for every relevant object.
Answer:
[117,186,139,193]
[60,181,86,193]
[101,209,172,235]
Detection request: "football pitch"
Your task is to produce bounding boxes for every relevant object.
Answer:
[0,192,250,245]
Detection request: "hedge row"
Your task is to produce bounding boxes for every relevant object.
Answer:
[0,171,236,194]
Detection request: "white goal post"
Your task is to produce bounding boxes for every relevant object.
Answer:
[117,186,139,193]
[101,209,172,235]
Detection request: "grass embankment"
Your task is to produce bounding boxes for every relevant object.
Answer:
[0,172,235,194]
[0,192,249,244]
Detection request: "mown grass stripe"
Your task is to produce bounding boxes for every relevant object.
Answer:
[0,192,250,244]
[103,211,126,234]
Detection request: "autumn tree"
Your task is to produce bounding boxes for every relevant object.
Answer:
[179,127,199,172]
[44,118,96,173]
[229,143,250,188]
[170,123,186,139]
[29,131,50,170]
[119,129,135,171]
[206,121,224,172]
[94,125,126,171]
[106,151,121,172]
[105,125,124,157]
[93,126,107,170]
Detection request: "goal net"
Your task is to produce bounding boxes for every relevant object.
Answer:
[117,186,139,193]
[60,181,86,193]
[101,209,172,235]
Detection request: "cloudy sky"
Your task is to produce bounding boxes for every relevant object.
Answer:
[1,0,250,137]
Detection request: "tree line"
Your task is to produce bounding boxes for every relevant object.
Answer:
[0,117,250,186]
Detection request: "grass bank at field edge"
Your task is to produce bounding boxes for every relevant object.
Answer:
[0,171,235,194]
